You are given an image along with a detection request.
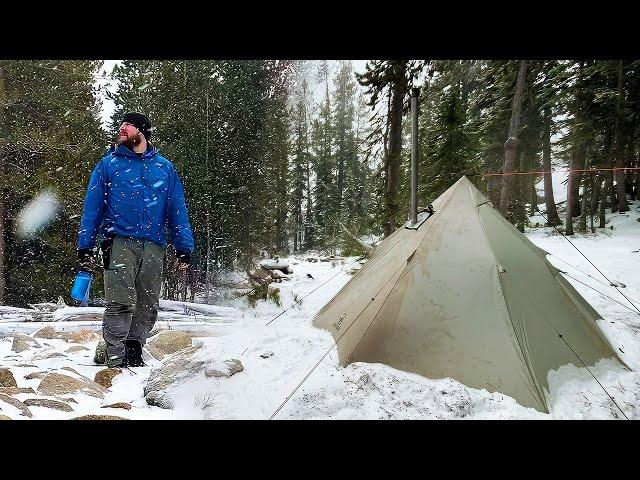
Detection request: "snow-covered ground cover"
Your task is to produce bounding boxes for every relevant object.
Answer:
[1,199,639,420]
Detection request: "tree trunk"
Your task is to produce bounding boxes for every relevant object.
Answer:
[579,152,589,232]
[529,167,537,217]
[0,193,4,304]
[305,150,313,249]
[570,143,586,217]
[499,60,527,220]
[614,60,630,212]
[591,173,602,216]
[0,67,6,304]
[599,176,607,228]
[513,151,527,230]
[632,150,640,200]
[384,62,408,237]
[589,173,595,233]
[606,170,617,213]
[566,162,575,236]
[629,136,638,201]
[205,204,211,303]
[542,107,561,225]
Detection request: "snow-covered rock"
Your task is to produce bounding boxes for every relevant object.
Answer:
[11,334,41,353]
[65,345,90,353]
[72,415,126,420]
[102,402,131,410]
[0,387,35,396]
[69,329,102,343]
[94,368,122,388]
[37,372,107,399]
[0,393,33,418]
[259,259,290,270]
[144,345,204,409]
[33,325,66,339]
[270,270,289,280]
[23,398,74,412]
[0,368,17,387]
[146,330,192,360]
[204,359,244,378]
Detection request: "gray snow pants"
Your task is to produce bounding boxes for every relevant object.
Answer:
[102,236,164,366]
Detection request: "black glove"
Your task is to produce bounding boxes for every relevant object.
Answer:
[175,250,191,265]
[77,248,96,272]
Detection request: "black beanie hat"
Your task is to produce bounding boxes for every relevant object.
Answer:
[122,112,152,141]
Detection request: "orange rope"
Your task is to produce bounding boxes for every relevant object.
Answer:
[477,167,640,177]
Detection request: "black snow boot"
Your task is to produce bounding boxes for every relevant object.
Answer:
[125,340,146,367]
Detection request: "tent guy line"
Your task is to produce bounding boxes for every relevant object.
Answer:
[237,219,411,359]
[269,244,418,420]
[537,210,640,316]
[262,223,418,329]
[556,271,640,320]
[548,253,638,304]
[468,167,640,177]
[540,316,630,420]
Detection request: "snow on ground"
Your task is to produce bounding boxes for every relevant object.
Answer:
[1,200,639,420]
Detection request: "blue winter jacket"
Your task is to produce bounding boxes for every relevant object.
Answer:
[77,144,195,254]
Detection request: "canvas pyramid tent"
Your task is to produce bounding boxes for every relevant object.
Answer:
[314,176,626,412]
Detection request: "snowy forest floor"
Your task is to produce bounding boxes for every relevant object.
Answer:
[1,200,640,420]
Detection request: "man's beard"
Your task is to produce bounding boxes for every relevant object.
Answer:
[121,133,142,150]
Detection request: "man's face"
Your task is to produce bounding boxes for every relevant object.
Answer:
[118,122,142,148]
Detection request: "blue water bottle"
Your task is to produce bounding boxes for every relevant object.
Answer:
[71,271,93,303]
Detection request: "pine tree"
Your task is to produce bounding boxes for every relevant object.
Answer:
[420,60,481,202]
[290,77,312,252]
[357,60,425,237]
[310,61,335,251]
[110,60,295,292]
[0,60,106,306]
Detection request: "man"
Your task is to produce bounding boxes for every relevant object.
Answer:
[77,112,194,368]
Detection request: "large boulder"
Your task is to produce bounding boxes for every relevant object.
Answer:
[11,334,41,353]
[94,368,122,388]
[0,393,32,418]
[0,368,17,388]
[146,330,192,360]
[205,359,244,378]
[37,372,107,399]
[23,398,74,412]
[144,345,204,409]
